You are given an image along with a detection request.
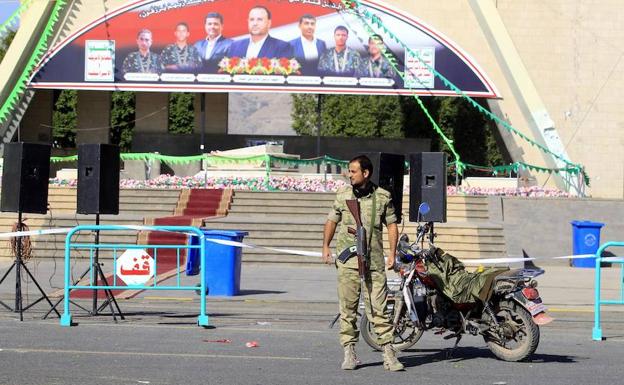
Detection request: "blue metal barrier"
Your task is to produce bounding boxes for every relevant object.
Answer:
[593,241,624,340]
[60,225,208,327]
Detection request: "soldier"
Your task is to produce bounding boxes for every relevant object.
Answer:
[322,155,404,371]
[355,34,398,80]
[160,22,202,72]
[122,29,161,75]
[317,26,361,76]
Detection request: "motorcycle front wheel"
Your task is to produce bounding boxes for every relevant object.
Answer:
[360,312,423,351]
[483,300,540,362]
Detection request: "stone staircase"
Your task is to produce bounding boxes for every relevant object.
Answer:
[0,188,506,264]
[204,191,506,263]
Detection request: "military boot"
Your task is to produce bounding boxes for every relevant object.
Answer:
[341,344,358,370]
[382,344,404,371]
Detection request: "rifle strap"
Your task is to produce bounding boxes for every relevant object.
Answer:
[366,191,376,260]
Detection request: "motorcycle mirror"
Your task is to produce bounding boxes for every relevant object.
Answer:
[418,202,430,215]
[399,234,409,243]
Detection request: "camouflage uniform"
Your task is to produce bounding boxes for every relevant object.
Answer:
[160,44,202,72]
[355,56,397,79]
[122,51,161,74]
[317,47,362,76]
[327,185,397,347]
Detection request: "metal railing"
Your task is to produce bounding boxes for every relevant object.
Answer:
[60,225,208,327]
[593,241,624,340]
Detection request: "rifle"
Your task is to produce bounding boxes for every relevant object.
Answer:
[345,199,368,279]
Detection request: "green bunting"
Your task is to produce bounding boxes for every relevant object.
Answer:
[342,0,588,186]
[50,153,351,168]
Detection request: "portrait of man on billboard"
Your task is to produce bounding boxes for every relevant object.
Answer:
[226,6,294,59]
[289,14,326,74]
[160,22,202,72]
[356,34,398,80]
[122,29,161,76]
[317,26,361,77]
[194,12,232,72]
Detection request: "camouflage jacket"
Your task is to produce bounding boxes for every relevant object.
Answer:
[355,55,397,79]
[327,185,397,272]
[317,47,362,77]
[160,44,202,72]
[122,51,161,74]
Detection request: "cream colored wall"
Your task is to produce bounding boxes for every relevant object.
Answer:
[494,0,624,198]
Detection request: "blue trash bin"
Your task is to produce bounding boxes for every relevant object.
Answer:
[571,221,605,268]
[186,229,248,295]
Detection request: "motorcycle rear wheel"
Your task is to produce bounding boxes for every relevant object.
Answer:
[484,300,540,362]
[360,312,423,351]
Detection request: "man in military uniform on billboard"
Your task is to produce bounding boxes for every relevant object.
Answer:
[160,22,202,72]
[322,155,404,371]
[122,29,161,75]
[356,34,398,80]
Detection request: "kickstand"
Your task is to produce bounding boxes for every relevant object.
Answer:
[328,313,340,329]
[445,334,462,359]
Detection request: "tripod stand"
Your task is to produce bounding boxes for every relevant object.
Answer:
[0,212,60,320]
[44,213,124,321]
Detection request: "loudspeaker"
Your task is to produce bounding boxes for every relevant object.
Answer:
[409,152,447,223]
[364,152,405,223]
[77,144,120,215]
[1,143,51,214]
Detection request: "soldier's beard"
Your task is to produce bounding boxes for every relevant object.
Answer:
[352,181,375,198]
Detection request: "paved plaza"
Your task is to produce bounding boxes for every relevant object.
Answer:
[0,260,623,384]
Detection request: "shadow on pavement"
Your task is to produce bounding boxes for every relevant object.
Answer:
[398,346,578,367]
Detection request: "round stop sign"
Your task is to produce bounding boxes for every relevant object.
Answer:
[116,249,155,286]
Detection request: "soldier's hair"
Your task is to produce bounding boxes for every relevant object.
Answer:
[176,22,190,31]
[205,12,224,24]
[350,155,373,177]
[334,25,349,34]
[137,29,152,38]
[369,34,383,44]
[250,5,271,20]
[299,14,316,24]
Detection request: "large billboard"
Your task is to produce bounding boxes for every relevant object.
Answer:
[29,0,499,97]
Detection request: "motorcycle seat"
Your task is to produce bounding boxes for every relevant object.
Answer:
[494,269,524,280]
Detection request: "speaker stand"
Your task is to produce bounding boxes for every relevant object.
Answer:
[43,214,124,321]
[91,213,124,319]
[0,212,60,320]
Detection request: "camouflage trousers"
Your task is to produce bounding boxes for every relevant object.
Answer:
[337,265,393,347]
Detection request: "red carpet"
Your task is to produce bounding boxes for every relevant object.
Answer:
[69,189,232,299]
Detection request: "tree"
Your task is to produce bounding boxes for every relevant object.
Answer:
[437,97,504,173]
[110,91,135,151]
[0,30,16,64]
[292,94,506,173]
[52,90,77,148]
[168,93,194,134]
[291,94,403,138]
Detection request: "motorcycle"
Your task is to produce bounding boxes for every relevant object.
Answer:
[360,202,553,362]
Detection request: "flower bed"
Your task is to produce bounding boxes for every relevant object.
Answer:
[48,175,573,197]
